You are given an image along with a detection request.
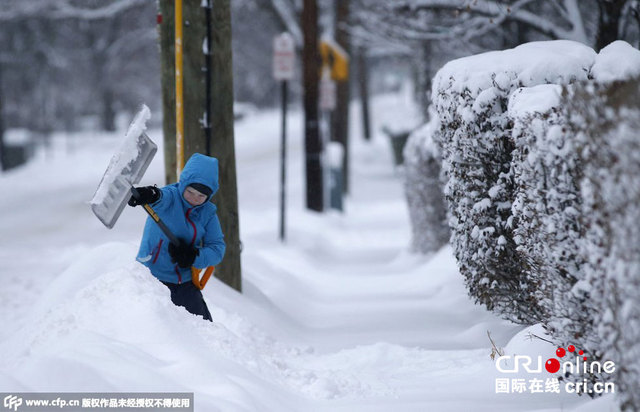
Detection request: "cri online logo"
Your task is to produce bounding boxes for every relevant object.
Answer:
[496,344,615,375]
[545,344,586,373]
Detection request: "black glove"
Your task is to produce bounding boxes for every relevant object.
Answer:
[128,186,161,207]
[168,240,199,268]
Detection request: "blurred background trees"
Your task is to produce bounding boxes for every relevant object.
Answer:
[1,0,638,167]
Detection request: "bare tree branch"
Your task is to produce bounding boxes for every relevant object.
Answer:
[0,0,150,22]
[388,0,589,43]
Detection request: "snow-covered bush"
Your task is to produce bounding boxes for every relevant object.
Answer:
[426,38,640,406]
[403,115,449,254]
[509,84,604,388]
[431,41,595,324]
[508,42,640,396]
[569,76,640,411]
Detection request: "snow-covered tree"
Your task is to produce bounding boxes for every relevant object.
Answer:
[373,0,640,50]
[403,114,450,255]
[0,0,158,133]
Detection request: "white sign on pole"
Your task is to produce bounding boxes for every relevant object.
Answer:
[273,33,295,81]
[319,74,337,111]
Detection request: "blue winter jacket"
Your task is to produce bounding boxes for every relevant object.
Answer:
[136,153,226,284]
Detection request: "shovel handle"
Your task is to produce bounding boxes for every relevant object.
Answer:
[131,187,180,246]
[132,187,211,288]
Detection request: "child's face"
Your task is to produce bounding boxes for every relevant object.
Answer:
[183,186,208,206]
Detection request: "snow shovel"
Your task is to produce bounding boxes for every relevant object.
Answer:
[90,104,158,229]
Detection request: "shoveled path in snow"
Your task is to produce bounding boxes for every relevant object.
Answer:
[228,98,613,411]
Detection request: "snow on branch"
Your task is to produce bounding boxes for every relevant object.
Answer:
[50,0,150,20]
[390,0,588,44]
[269,0,303,48]
[0,0,150,22]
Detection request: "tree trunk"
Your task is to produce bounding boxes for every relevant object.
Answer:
[0,63,5,171]
[417,41,432,118]
[332,0,351,193]
[303,0,323,211]
[596,0,626,51]
[357,48,371,142]
[158,0,242,292]
[102,89,116,132]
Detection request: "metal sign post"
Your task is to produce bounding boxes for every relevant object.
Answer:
[273,33,295,241]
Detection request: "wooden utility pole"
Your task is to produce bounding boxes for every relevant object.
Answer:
[302,0,323,212]
[158,0,242,292]
[333,0,351,193]
[207,0,242,292]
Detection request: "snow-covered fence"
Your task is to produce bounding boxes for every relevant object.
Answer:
[431,41,595,324]
[403,116,449,255]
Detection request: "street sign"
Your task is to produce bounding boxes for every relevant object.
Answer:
[320,73,337,111]
[319,39,349,81]
[273,33,295,81]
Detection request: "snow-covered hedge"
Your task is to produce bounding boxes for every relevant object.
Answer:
[569,77,640,411]
[425,39,640,408]
[403,114,450,255]
[509,84,603,388]
[431,41,595,324]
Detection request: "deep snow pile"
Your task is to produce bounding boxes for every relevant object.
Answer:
[0,92,618,411]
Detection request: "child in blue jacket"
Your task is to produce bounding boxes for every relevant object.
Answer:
[129,153,226,321]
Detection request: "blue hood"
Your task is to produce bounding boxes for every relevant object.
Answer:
[178,153,219,202]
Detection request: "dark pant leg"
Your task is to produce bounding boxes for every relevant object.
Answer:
[162,281,213,322]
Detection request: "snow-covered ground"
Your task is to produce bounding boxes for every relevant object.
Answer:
[0,91,618,411]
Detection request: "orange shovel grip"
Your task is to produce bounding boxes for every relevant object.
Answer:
[191,266,215,290]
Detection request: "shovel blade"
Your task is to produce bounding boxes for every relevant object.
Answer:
[90,132,157,228]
